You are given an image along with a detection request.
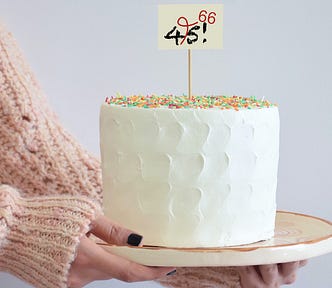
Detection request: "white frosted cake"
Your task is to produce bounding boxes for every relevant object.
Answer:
[100,95,279,248]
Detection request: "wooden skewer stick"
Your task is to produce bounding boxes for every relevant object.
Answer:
[188,49,192,99]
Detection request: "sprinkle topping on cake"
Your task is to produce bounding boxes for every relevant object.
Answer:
[105,95,276,110]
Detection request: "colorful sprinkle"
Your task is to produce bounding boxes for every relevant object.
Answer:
[104,95,276,110]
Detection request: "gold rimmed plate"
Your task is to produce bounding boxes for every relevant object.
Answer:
[98,211,332,266]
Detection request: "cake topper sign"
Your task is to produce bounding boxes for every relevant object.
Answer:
[158,4,223,98]
[158,4,223,50]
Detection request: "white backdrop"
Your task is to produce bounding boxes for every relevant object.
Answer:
[0,0,331,287]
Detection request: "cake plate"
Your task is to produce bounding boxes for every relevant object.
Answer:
[98,211,332,267]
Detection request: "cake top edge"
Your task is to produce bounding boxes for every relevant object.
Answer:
[104,95,277,110]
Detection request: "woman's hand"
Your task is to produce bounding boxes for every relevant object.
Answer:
[68,215,176,288]
[237,261,308,288]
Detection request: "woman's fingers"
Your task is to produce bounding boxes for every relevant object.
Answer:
[299,259,308,268]
[68,236,176,288]
[279,262,298,276]
[237,261,307,288]
[258,264,279,285]
[279,261,301,284]
[89,239,174,282]
[237,266,264,288]
[72,237,175,284]
[90,215,143,246]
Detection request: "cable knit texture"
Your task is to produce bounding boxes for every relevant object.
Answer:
[0,24,102,202]
[0,23,241,288]
[0,24,102,287]
[0,185,99,288]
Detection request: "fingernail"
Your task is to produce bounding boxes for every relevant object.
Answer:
[166,269,177,276]
[127,233,143,246]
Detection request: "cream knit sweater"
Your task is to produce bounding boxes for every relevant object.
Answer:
[0,24,241,288]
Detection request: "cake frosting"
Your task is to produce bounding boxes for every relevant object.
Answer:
[100,95,280,248]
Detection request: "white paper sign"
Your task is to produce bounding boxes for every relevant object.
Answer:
[158,4,223,50]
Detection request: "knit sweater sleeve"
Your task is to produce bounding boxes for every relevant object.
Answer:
[0,184,101,288]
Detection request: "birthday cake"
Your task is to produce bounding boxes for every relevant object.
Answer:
[100,95,280,248]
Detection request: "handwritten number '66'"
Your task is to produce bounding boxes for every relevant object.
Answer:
[199,10,216,24]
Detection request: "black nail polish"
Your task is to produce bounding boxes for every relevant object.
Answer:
[167,270,177,276]
[127,233,143,246]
